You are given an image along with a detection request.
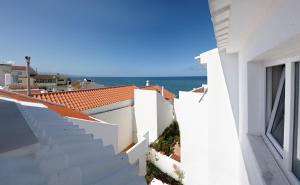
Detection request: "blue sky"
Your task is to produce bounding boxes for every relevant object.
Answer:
[0,0,215,77]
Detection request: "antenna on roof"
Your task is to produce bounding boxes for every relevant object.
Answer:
[25,56,31,97]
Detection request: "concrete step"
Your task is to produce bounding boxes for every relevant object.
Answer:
[126,176,147,185]
[46,133,94,145]
[80,153,129,185]
[40,145,115,175]
[94,164,137,185]
[0,156,46,185]
[36,139,104,160]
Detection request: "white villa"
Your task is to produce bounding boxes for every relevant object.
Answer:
[0,82,175,184]
[3,0,300,184]
[0,90,146,185]
[175,0,300,185]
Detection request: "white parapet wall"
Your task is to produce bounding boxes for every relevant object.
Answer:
[89,105,135,152]
[178,48,248,185]
[134,89,174,143]
[148,148,183,182]
[174,91,208,185]
[126,132,149,176]
[68,117,118,153]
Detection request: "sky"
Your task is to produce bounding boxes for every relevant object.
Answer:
[0,0,216,77]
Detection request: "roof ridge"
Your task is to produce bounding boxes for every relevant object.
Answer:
[0,90,68,108]
[0,90,97,121]
[37,84,137,95]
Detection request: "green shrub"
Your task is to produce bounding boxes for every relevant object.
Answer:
[150,120,180,156]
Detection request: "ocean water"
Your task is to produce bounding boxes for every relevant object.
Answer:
[71,76,207,97]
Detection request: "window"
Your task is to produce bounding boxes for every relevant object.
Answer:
[266,65,285,156]
[293,62,300,179]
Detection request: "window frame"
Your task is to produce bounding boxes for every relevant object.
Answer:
[262,60,300,185]
[266,66,285,157]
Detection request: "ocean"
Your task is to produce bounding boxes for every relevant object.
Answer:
[71,76,207,97]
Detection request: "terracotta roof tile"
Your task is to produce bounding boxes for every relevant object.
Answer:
[0,90,96,121]
[11,65,27,71]
[33,85,136,111]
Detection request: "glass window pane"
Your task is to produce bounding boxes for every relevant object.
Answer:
[293,62,300,178]
[270,85,285,147]
[266,64,285,153]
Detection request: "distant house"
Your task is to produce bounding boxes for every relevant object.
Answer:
[0,64,12,87]
[33,73,70,91]
[11,65,36,84]
[0,64,37,88]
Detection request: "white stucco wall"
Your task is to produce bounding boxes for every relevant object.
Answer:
[206,49,249,185]
[68,118,118,153]
[91,106,135,152]
[157,91,174,137]
[174,91,208,185]
[148,148,183,182]
[135,89,158,143]
[176,49,249,185]
[127,132,149,176]
[134,89,174,143]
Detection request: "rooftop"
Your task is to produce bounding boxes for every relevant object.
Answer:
[12,65,27,71]
[0,95,146,185]
[11,65,37,75]
[31,84,175,112]
[33,85,136,111]
[0,90,96,121]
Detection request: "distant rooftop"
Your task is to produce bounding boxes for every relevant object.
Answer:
[12,65,36,74]
[0,90,96,121]
[33,84,175,112]
[33,85,136,111]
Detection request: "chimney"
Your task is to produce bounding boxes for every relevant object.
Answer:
[146,80,150,86]
[25,56,31,96]
[161,86,164,97]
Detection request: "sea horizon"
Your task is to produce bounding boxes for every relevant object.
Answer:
[71,76,207,97]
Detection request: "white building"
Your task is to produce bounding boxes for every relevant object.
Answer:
[0,64,12,87]
[176,0,300,184]
[0,90,146,185]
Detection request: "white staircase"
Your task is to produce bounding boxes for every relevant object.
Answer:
[0,101,146,185]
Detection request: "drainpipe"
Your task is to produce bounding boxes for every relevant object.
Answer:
[161,86,164,97]
[25,56,31,96]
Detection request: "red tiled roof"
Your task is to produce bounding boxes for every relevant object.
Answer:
[0,90,96,121]
[12,65,27,71]
[141,85,175,100]
[33,85,136,111]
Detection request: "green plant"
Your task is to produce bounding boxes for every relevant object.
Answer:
[150,120,180,156]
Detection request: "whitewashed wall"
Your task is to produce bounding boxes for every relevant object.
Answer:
[174,91,208,185]
[157,92,174,137]
[148,148,183,182]
[126,132,149,176]
[68,118,118,153]
[205,49,249,185]
[134,89,158,142]
[175,49,249,185]
[91,106,135,152]
[134,89,174,143]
